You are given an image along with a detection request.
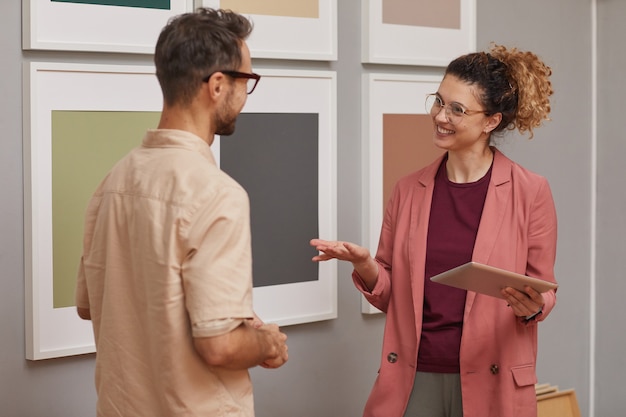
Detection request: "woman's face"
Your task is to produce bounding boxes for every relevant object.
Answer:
[430,74,497,154]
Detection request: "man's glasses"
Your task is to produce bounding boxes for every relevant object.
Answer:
[425,93,487,125]
[202,70,261,94]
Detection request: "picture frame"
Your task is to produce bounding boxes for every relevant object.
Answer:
[196,0,337,60]
[216,69,338,326]
[22,0,194,53]
[361,72,444,313]
[24,63,337,359]
[23,62,163,359]
[362,0,476,66]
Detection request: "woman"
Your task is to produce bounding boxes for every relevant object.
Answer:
[311,44,557,417]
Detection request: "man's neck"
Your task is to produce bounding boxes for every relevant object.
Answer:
[157,105,214,145]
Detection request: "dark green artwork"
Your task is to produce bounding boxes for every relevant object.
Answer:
[52,0,171,10]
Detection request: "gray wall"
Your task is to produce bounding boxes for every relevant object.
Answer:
[1,0,618,416]
[476,1,595,416]
[597,1,626,416]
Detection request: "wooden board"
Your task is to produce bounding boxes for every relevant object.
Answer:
[537,389,581,417]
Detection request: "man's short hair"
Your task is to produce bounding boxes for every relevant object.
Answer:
[155,8,253,106]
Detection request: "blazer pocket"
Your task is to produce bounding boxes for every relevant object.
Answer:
[511,364,537,387]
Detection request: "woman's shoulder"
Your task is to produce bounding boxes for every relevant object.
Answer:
[395,154,445,189]
[493,148,549,186]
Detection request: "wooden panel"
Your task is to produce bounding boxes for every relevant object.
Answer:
[537,389,581,417]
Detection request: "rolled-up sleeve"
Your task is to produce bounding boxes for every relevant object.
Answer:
[182,182,255,339]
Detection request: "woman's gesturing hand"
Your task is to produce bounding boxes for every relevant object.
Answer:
[310,238,380,291]
[310,239,370,264]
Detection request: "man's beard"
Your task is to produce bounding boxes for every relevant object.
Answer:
[214,93,238,136]
[215,114,236,136]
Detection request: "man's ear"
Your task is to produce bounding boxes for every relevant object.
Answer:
[205,72,226,100]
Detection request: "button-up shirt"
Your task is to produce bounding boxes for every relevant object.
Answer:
[76,129,255,416]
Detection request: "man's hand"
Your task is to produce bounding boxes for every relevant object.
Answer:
[256,323,288,368]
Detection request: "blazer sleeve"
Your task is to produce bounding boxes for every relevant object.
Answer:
[352,180,402,313]
[526,177,558,321]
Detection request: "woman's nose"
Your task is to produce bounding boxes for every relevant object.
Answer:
[433,105,449,124]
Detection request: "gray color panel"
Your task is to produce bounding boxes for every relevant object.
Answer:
[220,113,320,287]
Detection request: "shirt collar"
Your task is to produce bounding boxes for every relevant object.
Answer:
[142,129,217,166]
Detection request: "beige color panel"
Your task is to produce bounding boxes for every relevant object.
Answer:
[221,0,319,18]
[382,0,460,29]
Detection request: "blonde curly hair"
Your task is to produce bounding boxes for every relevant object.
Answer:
[445,44,553,138]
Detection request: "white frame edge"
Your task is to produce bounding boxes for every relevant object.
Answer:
[196,0,337,60]
[22,0,194,53]
[23,62,161,360]
[360,72,443,314]
[361,0,477,66]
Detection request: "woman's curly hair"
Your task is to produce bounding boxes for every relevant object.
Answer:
[445,44,553,138]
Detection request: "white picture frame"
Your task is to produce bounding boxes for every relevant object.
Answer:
[361,72,443,314]
[23,63,163,360]
[216,69,338,326]
[24,63,337,359]
[22,0,194,53]
[362,0,476,66]
[196,0,337,60]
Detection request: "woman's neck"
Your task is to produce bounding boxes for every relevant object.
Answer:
[445,147,494,183]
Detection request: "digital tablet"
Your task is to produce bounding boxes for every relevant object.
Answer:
[430,262,558,299]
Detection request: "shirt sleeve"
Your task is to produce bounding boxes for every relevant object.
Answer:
[75,192,104,310]
[182,180,255,338]
[192,317,245,338]
[75,257,90,309]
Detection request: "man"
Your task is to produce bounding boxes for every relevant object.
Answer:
[75,8,288,417]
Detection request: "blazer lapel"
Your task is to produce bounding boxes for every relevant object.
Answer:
[472,150,513,264]
[409,156,442,326]
[466,149,513,313]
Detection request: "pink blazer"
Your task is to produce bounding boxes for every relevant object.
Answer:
[354,149,558,417]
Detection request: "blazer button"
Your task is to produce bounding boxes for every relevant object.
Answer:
[490,364,499,375]
[387,352,398,363]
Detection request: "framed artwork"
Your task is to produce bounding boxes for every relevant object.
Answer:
[196,0,337,60]
[215,69,338,326]
[22,0,194,53]
[361,73,445,313]
[362,0,476,66]
[23,62,163,359]
[24,63,336,359]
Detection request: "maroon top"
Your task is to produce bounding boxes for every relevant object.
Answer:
[417,156,492,373]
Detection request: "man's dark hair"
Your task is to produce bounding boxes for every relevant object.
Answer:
[154,8,253,106]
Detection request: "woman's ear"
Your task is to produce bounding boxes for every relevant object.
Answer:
[484,112,503,134]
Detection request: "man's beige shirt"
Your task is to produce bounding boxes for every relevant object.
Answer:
[76,129,255,416]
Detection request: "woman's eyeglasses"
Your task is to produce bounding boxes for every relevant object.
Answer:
[425,93,487,125]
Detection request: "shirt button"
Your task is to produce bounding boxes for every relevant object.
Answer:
[490,364,499,375]
[387,352,398,363]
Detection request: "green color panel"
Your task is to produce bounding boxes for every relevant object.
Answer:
[52,0,171,10]
[52,111,161,308]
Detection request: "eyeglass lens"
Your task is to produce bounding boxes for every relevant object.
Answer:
[426,95,463,124]
[246,78,257,94]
